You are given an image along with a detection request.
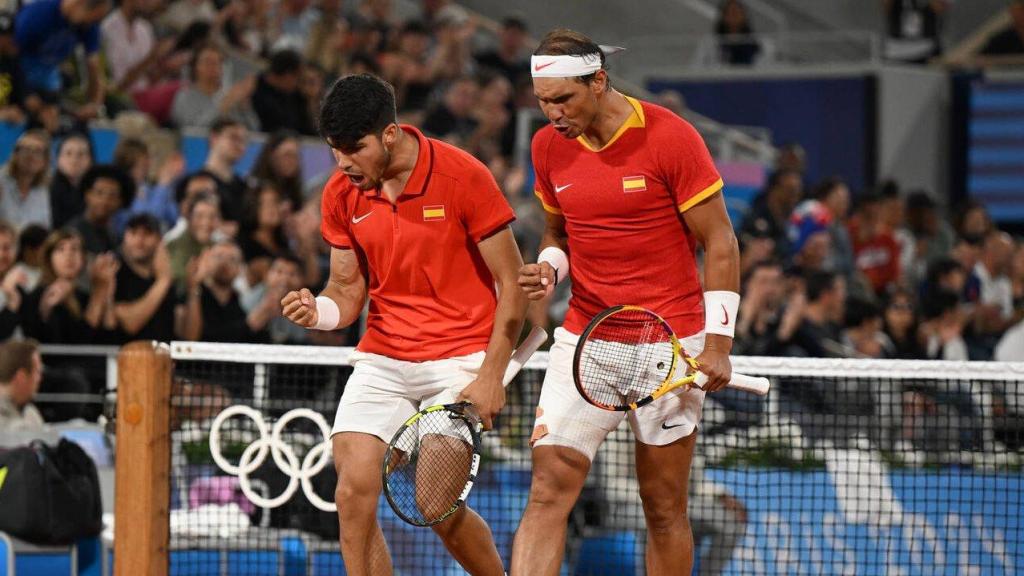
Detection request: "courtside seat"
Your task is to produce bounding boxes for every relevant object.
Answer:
[0,532,76,576]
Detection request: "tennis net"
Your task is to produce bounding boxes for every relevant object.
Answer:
[158,342,1022,575]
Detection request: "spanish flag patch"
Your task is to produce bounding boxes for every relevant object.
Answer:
[622,175,647,193]
[423,205,446,221]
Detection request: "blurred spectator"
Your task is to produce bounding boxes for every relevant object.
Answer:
[356,0,395,52]
[980,0,1024,56]
[181,239,269,342]
[738,224,775,277]
[252,48,316,135]
[113,138,183,232]
[203,117,249,230]
[171,43,259,130]
[775,142,807,176]
[812,177,854,278]
[0,338,44,431]
[304,0,348,74]
[49,133,93,229]
[166,191,220,293]
[967,231,1019,346]
[272,0,318,51]
[380,20,443,117]
[733,260,786,356]
[156,0,216,35]
[474,16,530,85]
[842,296,894,358]
[300,64,326,130]
[0,130,52,231]
[12,224,48,292]
[883,288,925,359]
[848,193,901,296]
[778,270,852,358]
[909,189,954,284]
[20,229,119,344]
[251,130,304,209]
[883,0,949,63]
[165,170,219,241]
[0,9,26,125]
[0,220,23,339]
[422,75,479,145]
[788,204,832,275]
[15,0,111,120]
[995,318,1024,361]
[923,257,967,306]
[100,0,157,93]
[113,213,176,342]
[1012,241,1024,308]
[920,288,968,360]
[716,0,761,65]
[66,164,132,256]
[240,253,308,344]
[239,183,290,288]
[953,199,993,244]
[472,71,515,160]
[740,168,802,260]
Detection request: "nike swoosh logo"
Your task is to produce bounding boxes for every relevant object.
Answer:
[721,303,730,326]
[661,422,683,430]
[352,212,373,224]
[534,61,555,72]
[554,184,572,193]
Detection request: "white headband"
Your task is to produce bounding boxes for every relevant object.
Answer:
[530,45,626,78]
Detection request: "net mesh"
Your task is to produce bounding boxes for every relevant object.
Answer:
[164,343,1024,575]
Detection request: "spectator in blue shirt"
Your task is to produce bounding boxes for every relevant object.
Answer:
[14,0,111,120]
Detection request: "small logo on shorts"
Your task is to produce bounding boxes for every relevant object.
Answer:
[660,421,683,430]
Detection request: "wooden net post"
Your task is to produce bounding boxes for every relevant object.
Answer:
[114,341,171,576]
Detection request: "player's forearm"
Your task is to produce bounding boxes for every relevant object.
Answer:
[478,280,528,382]
[318,281,365,329]
[702,229,740,352]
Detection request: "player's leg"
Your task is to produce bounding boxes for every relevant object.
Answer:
[331,352,419,576]
[333,432,393,576]
[511,328,623,576]
[631,330,707,575]
[415,351,504,575]
[510,444,592,576]
[634,430,698,575]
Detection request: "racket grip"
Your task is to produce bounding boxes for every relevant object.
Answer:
[502,326,548,386]
[693,371,771,396]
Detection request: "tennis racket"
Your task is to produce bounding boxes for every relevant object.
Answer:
[382,325,548,526]
[573,305,769,412]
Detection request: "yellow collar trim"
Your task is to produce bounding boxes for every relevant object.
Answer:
[576,96,646,152]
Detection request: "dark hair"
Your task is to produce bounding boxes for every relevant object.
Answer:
[319,74,397,150]
[124,213,161,234]
[272,252,304,270]
[877,179,900,201]
[715,0,753,35]
[210,116,244,136]
[174,170,220,205]
[767,168,801,190]
[250,130,303,208]
[185,191,221,219]
[921,289,959,321]
[844,296,882,328]
[811,177,846,203]
[17,224,49,262]
[502,16,527,32]
[81,164,134,208]
[57,132,93,159]
[805,270,838,302]
[852,191,882,213]
[269,49,303,76]
[189,42,222,82]
[905,190,936,212]
[534,28,606,84]
[0,339,39,383]
[925,257,963,287]
[112,137,148,173]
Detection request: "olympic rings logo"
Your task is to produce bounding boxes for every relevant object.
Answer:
[209,405,336,512]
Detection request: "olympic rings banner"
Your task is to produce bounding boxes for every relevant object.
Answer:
[209,405,336,512]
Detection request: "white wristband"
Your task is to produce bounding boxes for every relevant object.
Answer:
[537,246,569,286]
[704,290,740,338]
[313,296,341,330]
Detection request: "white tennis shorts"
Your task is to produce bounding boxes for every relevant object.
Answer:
[331,350,485,441]
[531,327,706,461]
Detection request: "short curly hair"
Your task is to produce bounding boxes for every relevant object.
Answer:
[318,74,397,150]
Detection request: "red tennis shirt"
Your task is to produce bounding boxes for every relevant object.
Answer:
[533,96,723,337]
[321,126,515,361]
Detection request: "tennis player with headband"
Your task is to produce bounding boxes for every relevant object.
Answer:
[282,74,527,576]
[513,29,741,575]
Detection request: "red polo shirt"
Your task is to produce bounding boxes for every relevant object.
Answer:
[533,97,723,338]
[321,126,515,361]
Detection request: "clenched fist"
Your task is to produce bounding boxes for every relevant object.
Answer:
[281,288,319,328]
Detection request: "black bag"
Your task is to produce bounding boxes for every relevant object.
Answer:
[0,439,103,544]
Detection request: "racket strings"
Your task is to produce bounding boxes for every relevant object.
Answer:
[384,410,475,525]
[579,309,676,408]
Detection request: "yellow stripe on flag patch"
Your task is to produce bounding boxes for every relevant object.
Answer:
[622,175,647,193]
[423,205,446,221]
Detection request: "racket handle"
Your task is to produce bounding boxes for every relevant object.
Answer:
[503,326,548,386]
[693,371,771,396]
